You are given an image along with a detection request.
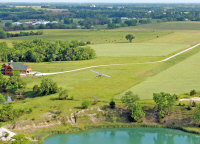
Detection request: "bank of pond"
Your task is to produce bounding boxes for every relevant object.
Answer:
[43,127,200,144]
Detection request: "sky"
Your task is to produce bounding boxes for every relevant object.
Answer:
[2,0,200,3]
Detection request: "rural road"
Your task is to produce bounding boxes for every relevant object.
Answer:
[37,43,200,76]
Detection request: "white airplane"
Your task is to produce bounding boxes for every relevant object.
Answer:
[90,70,111,78]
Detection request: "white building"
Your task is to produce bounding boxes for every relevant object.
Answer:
[12,22,22,25]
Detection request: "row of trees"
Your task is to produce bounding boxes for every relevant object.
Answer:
[2,5,200,31]
[3,23,78,31]
[0,39,95,62]
[0,29,43,39]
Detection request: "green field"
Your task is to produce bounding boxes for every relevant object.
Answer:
[1,22,200,138]
[119,47,200,99]
[91,43,189,57]
[1,27,200,101]
[23,56,161,100]
[115,21,200,31]
[7,29,169,44]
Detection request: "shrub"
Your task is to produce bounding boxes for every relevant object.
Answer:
[192,101,197,107]
[190,90,197,96]
[59,89,69,100]
[0,94,6,104]
[193,105,200,126]
[4,132,9,138]
[37,78,59,96]
[82,101,90,109]
[109,100,116,109]
[33,85,39,94]
[92,96,98,105]
[121,91,139,107]
[186,105,192,110]
[11,134,30,144]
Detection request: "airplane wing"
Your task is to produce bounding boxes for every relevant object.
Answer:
[90,70,101,74]
[90,70,111,77]
[101,74,111,77]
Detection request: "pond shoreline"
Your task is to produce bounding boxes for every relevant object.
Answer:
[39,123,200,144]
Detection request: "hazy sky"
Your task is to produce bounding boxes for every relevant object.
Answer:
[2,0,200,3]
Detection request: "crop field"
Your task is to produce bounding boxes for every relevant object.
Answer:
[91,43,189,57]
[119,46,200,100]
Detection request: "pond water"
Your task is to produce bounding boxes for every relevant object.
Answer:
[43,127,200,144]
[0,92,13,102]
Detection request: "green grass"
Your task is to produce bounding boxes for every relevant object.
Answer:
[91,43,189,57]
[115,21,200,31]
[23,56,161,100]
[7,29,169,44]
[119,46,200,100]
[148,31,200,45]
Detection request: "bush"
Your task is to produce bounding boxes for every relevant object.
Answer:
[109,100,116,109]
[186,105,192,110]
[190,90,197,96]
[11,134,30,144]
[33,85,39,94]
[192,101,197,107]
[59,89,69,100]
[92,96,98,105]
[37,78,59,96]
[0,94,6,104]
[82,101,90,109]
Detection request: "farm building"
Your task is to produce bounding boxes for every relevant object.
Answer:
[1,61,32,75]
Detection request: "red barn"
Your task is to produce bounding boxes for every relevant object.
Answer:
[1,61,32,75]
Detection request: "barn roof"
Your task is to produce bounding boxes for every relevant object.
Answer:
[4,62,30,71]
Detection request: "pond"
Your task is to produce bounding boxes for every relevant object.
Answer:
[43,127,200,144]
[0,92,14,102]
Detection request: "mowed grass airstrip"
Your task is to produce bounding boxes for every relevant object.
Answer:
[2,21,200,102]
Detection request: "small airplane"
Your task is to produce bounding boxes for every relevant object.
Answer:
[90,70,111,78]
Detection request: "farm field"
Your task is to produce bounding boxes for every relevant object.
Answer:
[115,21,200,31]
[2,28,200,101]
[91,43,189,57]
[7,29,169,44]
[120,46,200,100]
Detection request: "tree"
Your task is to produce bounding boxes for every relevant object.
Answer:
[121,91,144,122]
[129,102,145,121]
[190,90,197,96]
[121,91,139,107]
[0,73,8,89]
[64,18,73,24]
[37,78,59,96]
[107,23,117,29]
[5,22,12,28]
[8,71,26,91]
[125,20,137,26]
[0,29,7,39]
[11,134,30,144]
[109,99,116,109]
[125,34,135,43]
[193,105,200,126]
[0,94,6,104]
[153,92,176,120]
[0,104,15,122]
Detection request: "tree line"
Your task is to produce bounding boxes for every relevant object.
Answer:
[0,29,43,39]
[2,4,200,30]
[0,39,95,62]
